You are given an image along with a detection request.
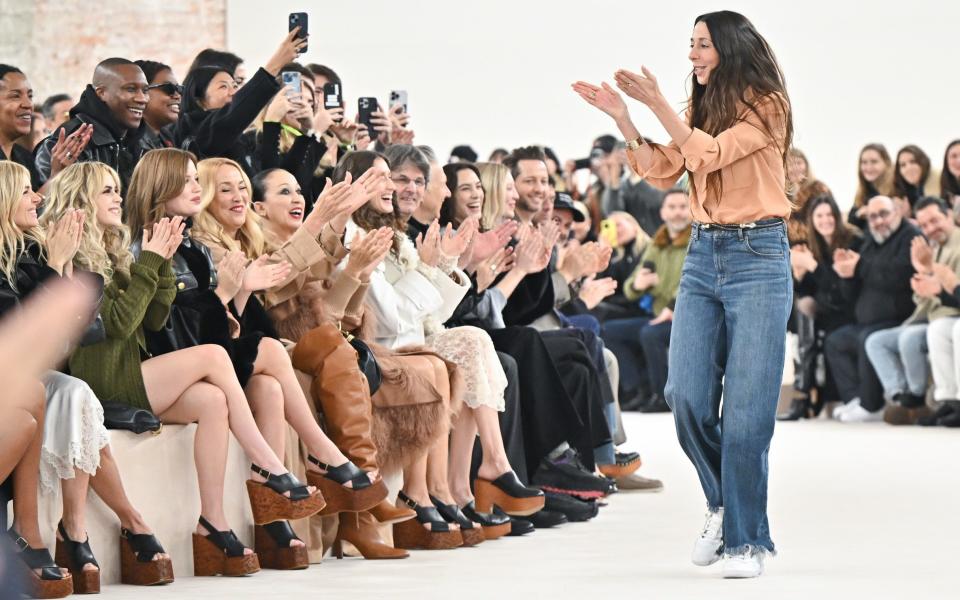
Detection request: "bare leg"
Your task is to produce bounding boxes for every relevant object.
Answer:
[250,339,354,476]
[141,345,295,480]
[473,405,513,481]
[0,381,42,483]
[448,408,479,505]
[244,372,305,549]
[59,473,99,572]
[11,392,46,546]
[88,446,169,560]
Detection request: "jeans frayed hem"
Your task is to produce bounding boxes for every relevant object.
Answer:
[725,543,776,558]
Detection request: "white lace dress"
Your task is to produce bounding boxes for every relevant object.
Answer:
[40,372,110,494]
[344,221,507,411]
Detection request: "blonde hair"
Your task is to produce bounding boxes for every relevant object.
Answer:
[126,148,197,239]
[0,161,43,288]
[193,158,265,259]
[477,162,510,230]
[41,162,132,283]
[251,103,299,156]
[608,211,649,259]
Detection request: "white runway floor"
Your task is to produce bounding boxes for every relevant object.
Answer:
[97,411,959,600]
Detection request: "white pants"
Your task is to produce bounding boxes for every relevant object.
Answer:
[926,317,960,400]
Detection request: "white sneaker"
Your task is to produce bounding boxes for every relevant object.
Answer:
[833,398,861,419]
[722,550,765,578]
[839,404,883,423]
[691,508,724,566]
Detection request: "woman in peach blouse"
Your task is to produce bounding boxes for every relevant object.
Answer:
[574,10,793,579]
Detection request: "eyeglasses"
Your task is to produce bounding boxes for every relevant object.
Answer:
[866,209,891,222]
[147,82,183,96]
[391,175,426,189]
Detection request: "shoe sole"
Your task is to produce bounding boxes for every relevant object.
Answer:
[692,553,722,567]
[722,567,763,578]
[538,485,608,500]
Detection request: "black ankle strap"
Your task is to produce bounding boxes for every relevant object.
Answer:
[396,492,449,532]
[251,463,312,501]
[121,528,166,562]
[198,517,247,558]
[57,521,98,569]
[307,456,371,489]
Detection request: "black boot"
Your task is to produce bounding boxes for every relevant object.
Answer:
[777,396,811,421]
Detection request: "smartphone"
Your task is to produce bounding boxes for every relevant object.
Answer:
[323,82,342,121]
[389,90,408,116]
[573,158,591,171]
[599,218,619,247]
[281,71,301,98]
[288,12,308,53]
[357,97,378,137]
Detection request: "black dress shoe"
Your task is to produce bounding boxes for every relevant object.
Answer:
[777,397,811,421]
[940,408,960,428]
[893,392,926,408]
[499,509,534,537]
[517,510,567,529]
[619,391,648,412]
[918,403,957,426]
[638,393,671,413]
[543,491,599,522]
[460,501,510,528]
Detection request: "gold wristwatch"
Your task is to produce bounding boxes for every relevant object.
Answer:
[625,136,645,150]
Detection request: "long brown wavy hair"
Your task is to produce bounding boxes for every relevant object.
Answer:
[688,11,793,199]
[334,151,406,254]
[804,194,856,264]
[126,148,198,240]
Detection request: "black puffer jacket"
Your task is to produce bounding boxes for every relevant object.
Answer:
[35,85,147,188]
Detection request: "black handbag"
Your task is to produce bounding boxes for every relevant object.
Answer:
[101,401,162,435]
[348,338,382,395]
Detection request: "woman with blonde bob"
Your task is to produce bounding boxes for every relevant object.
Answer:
[127,149,382,567]
[52,158,322,578]
[477,162,520,231]
[0,161,172,594]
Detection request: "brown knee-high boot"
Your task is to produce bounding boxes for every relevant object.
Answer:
[332,511,408,560]
[292,325,410,522]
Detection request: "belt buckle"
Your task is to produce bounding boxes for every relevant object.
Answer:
[738,222,757,229]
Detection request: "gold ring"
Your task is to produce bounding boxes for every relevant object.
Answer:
[590,92,597,99]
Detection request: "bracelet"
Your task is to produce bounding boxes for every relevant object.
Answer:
[625,136,645,150]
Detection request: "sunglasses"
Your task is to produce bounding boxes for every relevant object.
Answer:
[147,82,183,96]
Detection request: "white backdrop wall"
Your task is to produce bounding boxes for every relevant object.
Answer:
[226,0,959,209]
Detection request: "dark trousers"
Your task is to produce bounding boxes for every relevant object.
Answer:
[601,317,651,395]
[640,320,672,397]
[824,321,898,411]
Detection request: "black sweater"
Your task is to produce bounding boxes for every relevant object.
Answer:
[796,234,863,332]
[839,220,920,324]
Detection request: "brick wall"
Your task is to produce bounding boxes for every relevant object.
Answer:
[0,0,226,102]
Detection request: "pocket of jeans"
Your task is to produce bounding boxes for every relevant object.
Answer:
[742,229,785,258]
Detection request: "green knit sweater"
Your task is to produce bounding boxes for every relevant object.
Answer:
[69,251,176,410]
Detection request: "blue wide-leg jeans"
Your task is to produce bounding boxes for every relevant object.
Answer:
[665,219,792,555]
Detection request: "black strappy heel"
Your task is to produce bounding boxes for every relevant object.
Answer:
[430,496,485,547]
[119,527,174,585]
[246,463,326,524]
[391,491,463,550]
[254,521,309,570]
[306,455,387,516]
[54,521,99,594]
[192,516,260,577]
[7,528,73,599]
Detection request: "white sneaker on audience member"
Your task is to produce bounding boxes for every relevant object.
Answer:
[691,508,724,566]
[722,549,764,578]
[833,398,861,419]
[839,403,883,423]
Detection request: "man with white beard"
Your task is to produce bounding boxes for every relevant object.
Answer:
[826,195,922,422]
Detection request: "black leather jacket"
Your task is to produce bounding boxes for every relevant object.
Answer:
[35,85,146,188]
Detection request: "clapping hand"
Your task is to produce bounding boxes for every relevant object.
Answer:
[242,255,293,292]
[141,216,184,260]
[441,218,479,260]
[832,248,860,279]
[932,263,960,295]
[911,236,934,274]
[614,66,664,107]
[571,81,629,122]
[45,209,85,274]
[49,124,94,177]
[416,220,442,268]
[578,276,618,309]
[345,227,394,280]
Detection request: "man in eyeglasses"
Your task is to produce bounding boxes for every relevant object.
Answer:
[35,57,149,189]
[135,60,182,151]
[825,195,921,423]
